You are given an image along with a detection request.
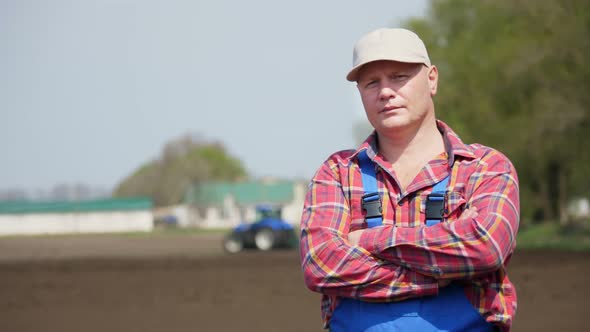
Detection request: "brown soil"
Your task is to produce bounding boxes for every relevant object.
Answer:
[0,233,587,332]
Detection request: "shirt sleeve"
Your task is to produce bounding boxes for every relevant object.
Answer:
[300,157,439,300]
[357,152,520,280]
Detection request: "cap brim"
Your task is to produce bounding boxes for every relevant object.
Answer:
[346,57,430,82]
[346,65,364,82]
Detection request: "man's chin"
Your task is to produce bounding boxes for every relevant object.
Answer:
[378,118,412,131]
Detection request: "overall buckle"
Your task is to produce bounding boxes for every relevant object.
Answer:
[361,192,382,219]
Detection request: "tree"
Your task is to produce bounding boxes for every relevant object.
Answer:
[396,0,589,223]
[113,134,247,206]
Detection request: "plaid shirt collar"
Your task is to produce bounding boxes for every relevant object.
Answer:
[350,120,477,166]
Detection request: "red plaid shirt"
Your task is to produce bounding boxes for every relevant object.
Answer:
[300,121,519,331]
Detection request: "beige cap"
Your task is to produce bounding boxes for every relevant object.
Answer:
[346,28,431,82]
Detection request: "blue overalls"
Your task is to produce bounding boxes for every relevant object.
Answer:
[330,151,495,332]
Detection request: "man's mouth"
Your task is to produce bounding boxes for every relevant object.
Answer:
[380,105,402,113]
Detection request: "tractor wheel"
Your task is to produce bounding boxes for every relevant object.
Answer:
[223,233,244,254]
[254,228,275,251]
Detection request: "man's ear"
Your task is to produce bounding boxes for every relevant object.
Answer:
[427,65,438,96]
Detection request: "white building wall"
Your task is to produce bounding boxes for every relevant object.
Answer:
[0,210,153,236]
[203,207,220,228]
[281,182,306,225]
[155,204,191,228]
[222,195,241,226]
[187,182,307,229]
[172,204,190,227]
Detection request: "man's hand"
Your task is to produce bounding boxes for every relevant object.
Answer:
[348,229,366,246]
[461,206,478,220]
[438,279,452,288]
[438,206,478,288]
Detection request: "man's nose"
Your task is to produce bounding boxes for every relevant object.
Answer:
[379,86,397,100]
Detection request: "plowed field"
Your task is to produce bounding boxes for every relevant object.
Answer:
[0,233,587,332]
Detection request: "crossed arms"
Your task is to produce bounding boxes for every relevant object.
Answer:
[299,154,519,301]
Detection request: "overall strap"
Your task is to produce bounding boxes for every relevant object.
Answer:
[358,150,451,228]
[332,166,496,332]
[358,150,382,228]
[425,175,450,226]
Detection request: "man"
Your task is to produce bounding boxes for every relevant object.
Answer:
[299,28,519,332]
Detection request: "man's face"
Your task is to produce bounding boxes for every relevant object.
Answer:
[356,60,438,135]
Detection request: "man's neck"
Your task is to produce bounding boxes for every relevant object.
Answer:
[377,118,444,166]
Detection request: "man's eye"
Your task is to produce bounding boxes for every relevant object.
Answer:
[365,80,377,88]
[392,74,408,80]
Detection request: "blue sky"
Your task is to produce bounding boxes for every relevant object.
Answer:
[1,0,428,192]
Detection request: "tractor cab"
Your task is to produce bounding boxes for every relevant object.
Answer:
[256,204,282,220]
[223,204,296,253]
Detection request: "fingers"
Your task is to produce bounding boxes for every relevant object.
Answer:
[347,229,364,246]
[438,279,452,288]
[461,206,478,219]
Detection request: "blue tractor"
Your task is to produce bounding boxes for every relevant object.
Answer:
[223,205,297,253]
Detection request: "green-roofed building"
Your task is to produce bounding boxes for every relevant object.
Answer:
[181,179,306,228]
[0,197,152,215]
[185,180,296,207]
[0,197,154,236]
